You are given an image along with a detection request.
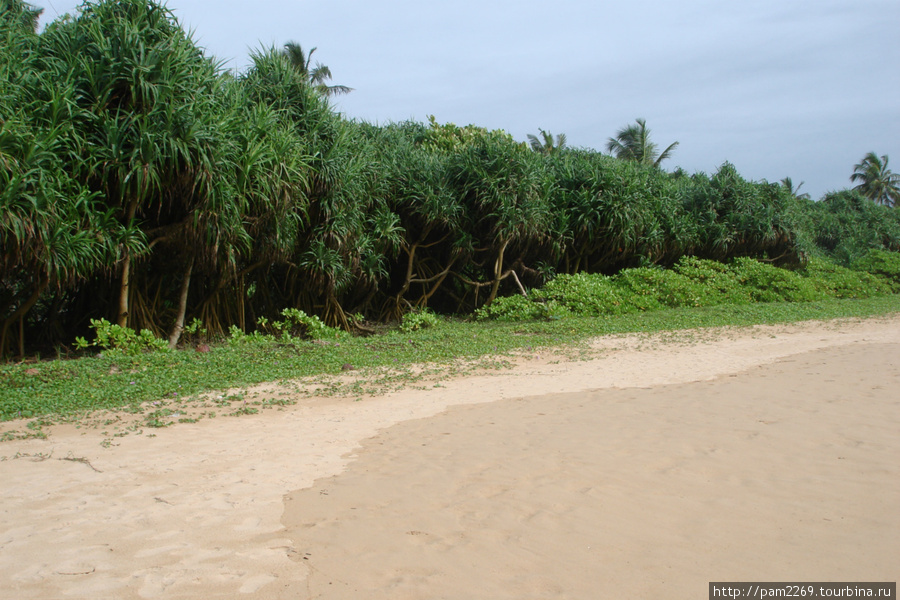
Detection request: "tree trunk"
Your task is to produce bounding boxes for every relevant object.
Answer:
[391,242,418,317]
[0,278,48,359]
[168,255,195,349]
[117,202,140,328]
[117,253,131,327]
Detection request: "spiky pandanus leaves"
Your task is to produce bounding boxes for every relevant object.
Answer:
[449,132,553,306]
[545,150,693,273]
[792,190,900,265]
[0,113,120,356]
[240,51,393,326]
[191,78,320,332]
[0,0,43,34]
[342,121,459,317]
[0,3,124,356]
[36,0,227,333]
[682,163,800,264]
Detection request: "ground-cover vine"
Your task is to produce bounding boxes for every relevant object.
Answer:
[476,253,897,321]
[2,283,899,426]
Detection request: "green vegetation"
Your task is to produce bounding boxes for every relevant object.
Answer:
[477,254,897,321]
[605,118,679,167]
[527,129,567,154]
[851,152,900,207]
[3,255,900,427]
[792,191,900,265]
[2,0,899,370]
[282,41,353,97]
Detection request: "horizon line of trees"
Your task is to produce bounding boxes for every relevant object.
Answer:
[2,0,899,359]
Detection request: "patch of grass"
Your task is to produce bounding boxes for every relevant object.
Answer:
[1,293,899,425]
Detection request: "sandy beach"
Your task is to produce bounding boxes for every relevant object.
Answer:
[1,317,898,599]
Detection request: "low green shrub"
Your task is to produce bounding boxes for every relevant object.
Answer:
[851,250,900,292]
[399,309,440,332]
[475,295,570,322]
[672,256,753,305]
[613,267,708,310]
[802,258,892,299]
[729,257,823,303]
[229,309,347,346]
[540,273,631,316]
[74,319,170,355]
[478,254,898,321]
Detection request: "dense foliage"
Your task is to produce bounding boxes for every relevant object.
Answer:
[2,0,898,359]
[476,253,898,321]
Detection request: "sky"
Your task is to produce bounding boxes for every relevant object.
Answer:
[34,0,900,200]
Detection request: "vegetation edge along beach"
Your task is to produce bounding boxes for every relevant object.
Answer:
[3,253,900,433]
[3,0,900,433]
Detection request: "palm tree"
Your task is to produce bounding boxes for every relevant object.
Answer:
[850,152,900,207]
[606,118,678,168]
[527,128,566,154]
[282,41,352,97]
[780,177,810,200]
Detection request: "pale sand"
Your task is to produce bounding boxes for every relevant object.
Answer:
[1,317,898,599]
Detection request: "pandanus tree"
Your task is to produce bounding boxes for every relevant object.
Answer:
[0,98,121,357]
[241,48,390,328]
[363,121,463,317]
[1,0,42,32]
[851,152,900,207]
[38,0,227,339]
[0,0,122,357]
[606,118,679,168]
[190,75,315,337]
[682,163,799,263]
[796,190,900,264]
[450,132,552,307]
[546,150,689,273]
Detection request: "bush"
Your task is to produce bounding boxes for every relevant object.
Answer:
[672,256,753,305]
[802,258,892,299]
[540,273,631,316]
[475,295,570,322]
[74,319,169,355]
[729,257,823,303]
[477,255,898,322]
[613,267,705,310]
[399,309,440,332]
[851,250,900,292]
[230,309,347,346]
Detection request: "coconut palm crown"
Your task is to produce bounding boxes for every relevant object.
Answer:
[606,118,678,168]
[850,152,900,207]
[527,128,567,154]
[282,41,352,97]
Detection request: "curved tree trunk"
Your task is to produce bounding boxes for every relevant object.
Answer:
[485,238,511,307]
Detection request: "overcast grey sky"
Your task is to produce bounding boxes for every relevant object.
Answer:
[35,0,900,200]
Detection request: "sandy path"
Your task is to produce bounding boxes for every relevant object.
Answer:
[0,316,898,599]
